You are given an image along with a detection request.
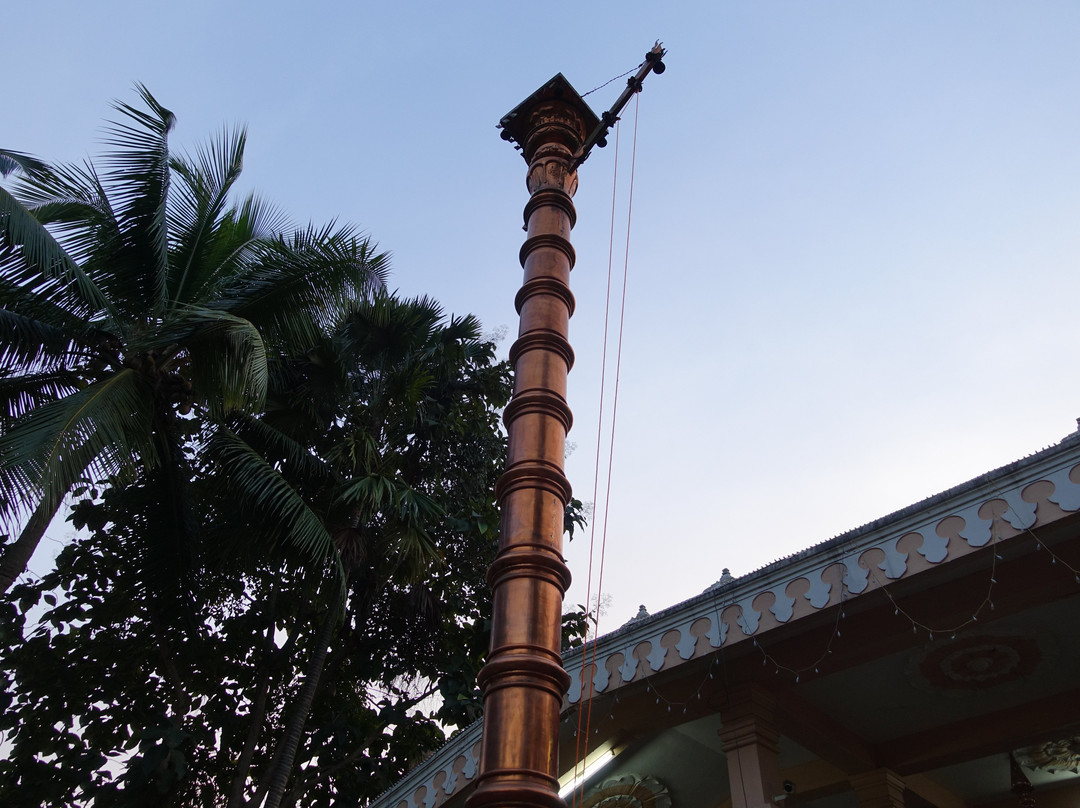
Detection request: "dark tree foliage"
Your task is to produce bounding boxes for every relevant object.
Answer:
[0,296,519,807]
[1,93,590,808]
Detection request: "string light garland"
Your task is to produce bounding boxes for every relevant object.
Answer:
[568,492,1080,739]
[581,63,646,99]
[569,655,725,735]
[749,589,849,683]
[746,493,1080,680]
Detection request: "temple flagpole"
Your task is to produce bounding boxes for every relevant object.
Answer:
[467,45,665,808]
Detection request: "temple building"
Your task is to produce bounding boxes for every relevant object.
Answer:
[370,424,1080,808]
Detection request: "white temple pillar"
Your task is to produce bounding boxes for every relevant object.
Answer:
[719,685,783,808]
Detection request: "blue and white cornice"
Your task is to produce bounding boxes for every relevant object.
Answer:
[562,444,1080,706]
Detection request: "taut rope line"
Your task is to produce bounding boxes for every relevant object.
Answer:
[571,92,642,807]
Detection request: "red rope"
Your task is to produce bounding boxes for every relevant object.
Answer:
[569,110,621,808]
[572,92,641,805]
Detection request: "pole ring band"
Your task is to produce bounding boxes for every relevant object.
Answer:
[523,187,578,229]
[519,233,576,270]
[508,330,575,370]
[515,277,576,317]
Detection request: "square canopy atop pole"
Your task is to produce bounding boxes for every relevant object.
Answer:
[498,74,600,160]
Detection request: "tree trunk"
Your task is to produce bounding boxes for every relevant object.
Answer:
[0,498,60,594]
[229,665,273,808]
[259,584,342,808]
[228,584,280,808]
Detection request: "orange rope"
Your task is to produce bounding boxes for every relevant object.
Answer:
[572,92,641,806]
[569,109,621,808]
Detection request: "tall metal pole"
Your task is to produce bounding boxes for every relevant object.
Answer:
[470,47,665,808]
[467,74,596,808]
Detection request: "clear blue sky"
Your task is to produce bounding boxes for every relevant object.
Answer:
[7,1,1080,627]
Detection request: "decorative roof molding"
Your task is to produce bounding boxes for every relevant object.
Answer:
[378,724,482,808]
[561,438,1080,707]
[370,431,1080,808]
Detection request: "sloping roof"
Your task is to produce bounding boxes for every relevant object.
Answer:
[372,426,1080,808]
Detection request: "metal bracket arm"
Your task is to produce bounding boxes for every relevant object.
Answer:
[571,41,667,169]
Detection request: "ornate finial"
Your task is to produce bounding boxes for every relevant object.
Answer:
[705,568,736,593]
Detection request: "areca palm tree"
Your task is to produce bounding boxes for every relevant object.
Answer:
[0,86,389,594]
[205,293,508,807]
[219,294,506,580]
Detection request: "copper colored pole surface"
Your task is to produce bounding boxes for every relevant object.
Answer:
[466,81,593,808]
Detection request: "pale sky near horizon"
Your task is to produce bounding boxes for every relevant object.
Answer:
[6,2,1080,629]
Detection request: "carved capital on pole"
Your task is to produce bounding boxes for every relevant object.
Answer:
[501,74,598,198]
[526,151,579,197]
[468,75,599,808]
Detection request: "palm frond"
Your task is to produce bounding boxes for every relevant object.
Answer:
[0,182,114,322]
[230,190,292,243]
[0,149,50,179]
[261,336,350,437]
[16,162,128,329]
[220,223,390,352]
[0,368,80,425]
[381,485,445,581]
[204,426,340,571]
[229,412,337,490]
[337,473,401,515]
[0,463,38,531]
[10,159,107,229]
[167,305,269,415]
[389,525,444,582]
[0,368,157,520]
[339,294,445,365]
[167,125,247,310]
[440,313,485,353]
[335,474,444,574]
[0,306,86,374]
[394,486,444,526]
[99,83,175,320]
[322,429,381,477]
[170,190,291,310]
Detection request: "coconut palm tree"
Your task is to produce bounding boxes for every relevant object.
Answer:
[0,86,389,594]
[0,290,511,806]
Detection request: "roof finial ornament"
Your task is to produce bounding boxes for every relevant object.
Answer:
[705,568,736,594]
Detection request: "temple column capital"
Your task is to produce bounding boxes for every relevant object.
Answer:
[718,684,784,808]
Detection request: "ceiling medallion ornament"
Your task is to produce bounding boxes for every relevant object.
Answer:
[906,634,1048,695]
[1015,736,1080,774]
[579,775,671,808]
